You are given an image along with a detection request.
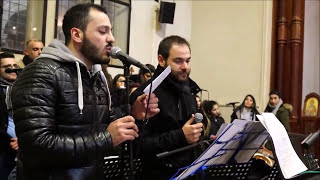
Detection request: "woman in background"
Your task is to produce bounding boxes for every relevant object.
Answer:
[231,94,260,122]
[202,100,225,139]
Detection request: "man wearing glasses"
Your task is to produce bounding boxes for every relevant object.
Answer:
[18,39,44,67]
[0,52,18,180]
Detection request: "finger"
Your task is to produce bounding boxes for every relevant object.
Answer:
[126,122,139,132]
[136,94,147,102]
[123,129,139,138]
[119,116,135,123]
[193,123,203,128]
[185,114,195,125]
[146,103,159,109]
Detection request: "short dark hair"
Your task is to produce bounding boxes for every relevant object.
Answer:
[62,3,108,45]
[0,52,15,62]
[269,90,281,98]
[138,64,155,76]
[158,35,191,60]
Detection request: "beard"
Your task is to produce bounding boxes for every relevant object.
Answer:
[165,63,190,83]
[80,35,110,65]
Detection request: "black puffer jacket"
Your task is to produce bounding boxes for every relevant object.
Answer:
[11,40,113,180]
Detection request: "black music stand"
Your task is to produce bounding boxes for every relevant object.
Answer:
[103,156,142,179]
[170,120,269,180]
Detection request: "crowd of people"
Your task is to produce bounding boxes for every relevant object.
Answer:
[0,3,294,180]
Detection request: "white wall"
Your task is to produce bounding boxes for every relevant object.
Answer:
[108,0,193,77]
[190,1,272,122]
[303,0,320,102]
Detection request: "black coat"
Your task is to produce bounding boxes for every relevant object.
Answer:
[130,65,200,179]
[11,58,113,180]
[0,83,17,180]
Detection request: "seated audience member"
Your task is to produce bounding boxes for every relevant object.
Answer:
[202,100,225,139]
[111,74,126,107]
[194,94,202,111]
[264,90,290,131]
[138,64,155,85]
[129,64,156,85]
[0,52,18,180]
[231,94,260,122]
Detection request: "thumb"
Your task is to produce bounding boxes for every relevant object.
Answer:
[185,114,195,125]
[136,94,147,102]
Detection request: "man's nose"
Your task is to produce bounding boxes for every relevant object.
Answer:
[181,61,188,69]
[107,32,115,44]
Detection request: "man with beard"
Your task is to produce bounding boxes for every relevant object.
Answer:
[130,35,203,180]
[0,52,18,180]
[11,4,159,180]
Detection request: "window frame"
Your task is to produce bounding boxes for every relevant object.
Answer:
[0,0,47,54]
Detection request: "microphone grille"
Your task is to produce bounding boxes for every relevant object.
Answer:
[110,46,121,58]
[194,113,203,123]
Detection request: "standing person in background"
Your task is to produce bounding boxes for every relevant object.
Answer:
[202,100,225,139]
[0,52,18,180]
[17,39,44,67]
[130,35,203,180]
[231,94,260,122]
[11,4,159,180]
[264,90,290,131]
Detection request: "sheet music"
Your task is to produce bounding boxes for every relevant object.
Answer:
[257,113,307,179]
[173,120,249,180]
[143,66,171,94]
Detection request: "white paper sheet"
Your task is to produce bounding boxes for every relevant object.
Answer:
[257,113,307,179]
[143,66,171,94]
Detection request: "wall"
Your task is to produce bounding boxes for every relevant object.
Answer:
[302,0,320,102]
[190,1,272,122]
[108,0,193,77]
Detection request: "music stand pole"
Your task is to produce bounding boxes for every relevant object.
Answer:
[122,63,134,179]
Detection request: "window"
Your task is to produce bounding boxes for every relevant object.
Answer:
[102,0,131,65]
[55,0,93,42]
[55,0,131,65]
[0,0,46,53]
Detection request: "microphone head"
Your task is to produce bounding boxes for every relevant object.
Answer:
[194,113,203,123]
[110,46,121,59]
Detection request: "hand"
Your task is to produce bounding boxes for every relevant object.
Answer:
[107,116,139,147]
[10,138,19,151]
[131,93,160,120]
[182,114,203,144]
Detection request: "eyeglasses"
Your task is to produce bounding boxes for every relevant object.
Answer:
[0,64,19,69]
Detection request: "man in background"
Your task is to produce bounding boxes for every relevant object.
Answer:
[0,52,18,180]
[17,39,44,67]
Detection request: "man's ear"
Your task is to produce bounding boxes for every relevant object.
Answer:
[23,49,29,56]
[70,28,83,43]
[158,55,165,68]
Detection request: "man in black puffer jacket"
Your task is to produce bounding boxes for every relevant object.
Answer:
[130,36,203,180]
[11,4,159,180]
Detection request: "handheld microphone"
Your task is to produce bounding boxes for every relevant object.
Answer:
[194,113,203,123]
[5,68,23,73]
[110,47,149,71]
